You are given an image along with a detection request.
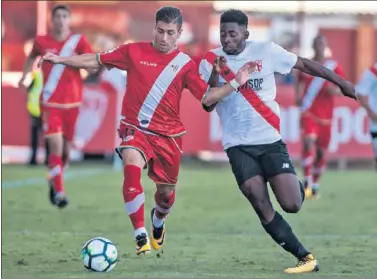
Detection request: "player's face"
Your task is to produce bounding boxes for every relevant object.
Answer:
[313,37,327,56]
[153,21,182,53]
[220,23,248,55]
[52,9,71,32]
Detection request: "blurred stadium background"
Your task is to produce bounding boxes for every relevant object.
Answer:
[1,1,377,277]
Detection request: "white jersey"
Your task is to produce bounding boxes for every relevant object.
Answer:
[199,41,297,149]
[355,63,377,132]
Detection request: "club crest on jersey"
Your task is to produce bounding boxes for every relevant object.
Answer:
[253,60,262,72]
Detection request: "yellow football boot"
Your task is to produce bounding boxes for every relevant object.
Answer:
[284,254,319,274]
[135,233,151,256]
[150,208,166,251]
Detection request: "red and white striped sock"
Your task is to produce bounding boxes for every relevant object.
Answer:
[153,190,175,228]
[313,156,326,190]
[122,165,147,239]
[48,154,64,194]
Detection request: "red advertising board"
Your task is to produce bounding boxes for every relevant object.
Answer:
[1,83,374,160]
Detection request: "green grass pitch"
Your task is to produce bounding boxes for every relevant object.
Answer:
[2,164,377,278]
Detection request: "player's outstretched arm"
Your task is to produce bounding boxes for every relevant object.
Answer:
[293,57,356,99]
[38,52,99,69]
[202,62,257,106]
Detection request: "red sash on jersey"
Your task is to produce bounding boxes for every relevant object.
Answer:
[370,65,377,77]
[204,51,280,132]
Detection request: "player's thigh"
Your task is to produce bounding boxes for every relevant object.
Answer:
[260,141,302,213]
[147,136,182,185]
[42,107,63,138]
[62,107,80,142]
[226,145,264,187]
[116,123,153,168]
[316,124,331,151]
[240,175,275,223]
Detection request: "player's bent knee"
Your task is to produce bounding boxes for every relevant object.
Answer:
[46,134,64,155]
[281,201,302,214]
[303,137,315,151]
[121,148,146,168]
[156,184,175,196]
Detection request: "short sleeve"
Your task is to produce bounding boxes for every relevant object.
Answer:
[356,68,377,96]
[78,36,93,54]
[270,42,298,75]
[184,61,209,101]
[98,44,131,71]
[199,58,213,83]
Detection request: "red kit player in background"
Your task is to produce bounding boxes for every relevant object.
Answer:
[295,35,344,199]
[18,5,94,208]
[39,6,254,256]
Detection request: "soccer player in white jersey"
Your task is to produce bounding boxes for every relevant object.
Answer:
[356,63,377,169]
[199,9,356,274]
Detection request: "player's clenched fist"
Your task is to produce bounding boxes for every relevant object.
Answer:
[213,56,227,74]
[235,61,257,85]
[38,52,61,67]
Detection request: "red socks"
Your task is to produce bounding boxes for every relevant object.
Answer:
[301,148,314,187]
[154,189,175,219]
[123,165,145,231]
[48,154,64,193]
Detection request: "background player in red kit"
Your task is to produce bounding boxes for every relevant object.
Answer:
[295,35,344,199]
[18,5,93,208]
[39,6,253,256]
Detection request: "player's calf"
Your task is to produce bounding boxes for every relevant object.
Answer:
[301,137,315,189]
[46,134,68,208]
[150,185,175,251]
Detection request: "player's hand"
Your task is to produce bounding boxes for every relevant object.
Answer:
[235,62,257,85]
[213,56,226,73]
[37,52,61,67]
[338,80,356,100]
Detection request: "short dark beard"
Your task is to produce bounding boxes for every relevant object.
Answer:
[223,40,246,55]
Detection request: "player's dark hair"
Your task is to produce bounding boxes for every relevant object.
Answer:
[155,6,183,29]
[51,4,71,16]
[220,9,248,27]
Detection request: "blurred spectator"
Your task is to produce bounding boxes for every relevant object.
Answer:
[26,70,49,165]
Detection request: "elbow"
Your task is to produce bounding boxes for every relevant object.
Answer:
[202,95,216,107]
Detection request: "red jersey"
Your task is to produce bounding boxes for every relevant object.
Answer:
[298,59,344,120]
[98,42,209,137]
[32,33,93,108]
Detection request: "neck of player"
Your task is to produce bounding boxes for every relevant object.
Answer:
[313,54,326,63]
[52,29,70,41]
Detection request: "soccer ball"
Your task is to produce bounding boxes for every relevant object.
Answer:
[81,237,118,272]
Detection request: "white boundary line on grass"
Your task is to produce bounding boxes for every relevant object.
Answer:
[1,168,111,189]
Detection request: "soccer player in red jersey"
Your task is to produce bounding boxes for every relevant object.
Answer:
[295,35,345,199]
[18,5,94,208]
[39,6,254,255]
